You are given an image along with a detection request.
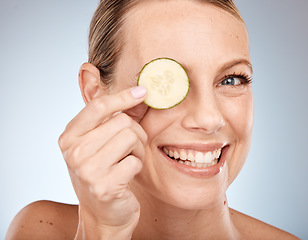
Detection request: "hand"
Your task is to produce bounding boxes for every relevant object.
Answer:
[58,86,148,239]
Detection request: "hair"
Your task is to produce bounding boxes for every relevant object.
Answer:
[88,0,243,86]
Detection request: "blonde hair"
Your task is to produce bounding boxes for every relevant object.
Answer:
[88,0,243,86]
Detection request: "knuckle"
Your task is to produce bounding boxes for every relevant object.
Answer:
[76,164,88,179]
[91,184,111,202]
[58,132,67,150]
[77,164,94,183]
[117,113,134,127]
[58,128,76,152]
[89,178,129,202]
[123,128,139,144]
[128,156,143,173]
[112,185,128,199]
[89,97,107,113]
[65,145,82,168]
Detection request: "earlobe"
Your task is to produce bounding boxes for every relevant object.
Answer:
[78,62,105,104]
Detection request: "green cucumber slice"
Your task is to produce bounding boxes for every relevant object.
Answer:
[137,58,189,109]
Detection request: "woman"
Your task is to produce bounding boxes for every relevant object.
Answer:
[6,0,299,239]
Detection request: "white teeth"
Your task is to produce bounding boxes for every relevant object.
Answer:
[162,147,222,167]
[185,161,191,166]
[203,152,212,163]
[174,151,180,159]
[195,152,203,163]
[180,150,187,161]
[196,163,203,168]
[187,152,194,161]
[169,150,174,158]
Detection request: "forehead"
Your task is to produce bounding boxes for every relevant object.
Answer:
[121,0,249,72]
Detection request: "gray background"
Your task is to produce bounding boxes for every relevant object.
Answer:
[1,0,307,239]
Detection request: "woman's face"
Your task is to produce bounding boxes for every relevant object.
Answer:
[113,0,253,209]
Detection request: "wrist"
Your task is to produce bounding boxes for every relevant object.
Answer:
[75,207,137,240]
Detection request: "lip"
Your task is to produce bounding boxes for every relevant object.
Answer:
[158,143,229,178]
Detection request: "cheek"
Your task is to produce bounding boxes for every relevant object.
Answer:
[138,108,180,180]
[219,91,254,183]
[139,108,177,140]
[220,91,254,140]
[136,109,177,189]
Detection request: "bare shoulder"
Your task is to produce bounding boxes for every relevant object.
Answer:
[229,208,300,240]
[5,200,79,240]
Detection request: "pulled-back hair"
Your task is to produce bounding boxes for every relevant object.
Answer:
[88,0,243,86]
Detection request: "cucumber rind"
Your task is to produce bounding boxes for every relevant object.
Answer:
[137,57,190,110]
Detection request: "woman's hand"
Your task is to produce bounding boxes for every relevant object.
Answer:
[58,86,148,239]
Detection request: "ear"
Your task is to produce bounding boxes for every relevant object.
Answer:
[78,62,106,104]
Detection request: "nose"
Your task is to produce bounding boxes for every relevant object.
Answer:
[181,90,225,134]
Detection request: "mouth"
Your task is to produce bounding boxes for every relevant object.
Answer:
[162,147,222,168]
[159,144,228,177]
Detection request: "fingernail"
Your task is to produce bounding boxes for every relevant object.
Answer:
[131,86,147,99]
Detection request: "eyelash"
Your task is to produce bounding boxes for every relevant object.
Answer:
[220,73,253,86]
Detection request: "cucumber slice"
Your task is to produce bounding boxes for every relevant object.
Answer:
[137,58,189,109]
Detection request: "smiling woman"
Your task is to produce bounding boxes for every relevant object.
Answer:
[4,0,301,240]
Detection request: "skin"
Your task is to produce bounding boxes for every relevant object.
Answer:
[6,1,299,240]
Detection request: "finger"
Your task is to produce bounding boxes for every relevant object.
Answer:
[110,155,143,186]
[79,113,148,159]
[61,111,147,171]
[66,113,148,164]
[97,127,146,168]
[64,86,147,137]
[73,127,145,175]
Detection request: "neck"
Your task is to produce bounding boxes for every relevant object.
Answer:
[131,183,239,240]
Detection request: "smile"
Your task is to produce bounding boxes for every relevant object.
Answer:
[162,147,221,168]
[159,143,228,178]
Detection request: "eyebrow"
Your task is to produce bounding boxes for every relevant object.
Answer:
[218,59,253,75]
[178,59,253,79]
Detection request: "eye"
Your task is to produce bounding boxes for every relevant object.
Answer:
[216,73,253,97]
[217,73,253,87]
[220,77,242,86]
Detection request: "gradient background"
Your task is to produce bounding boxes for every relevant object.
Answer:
[1,0,307,239]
